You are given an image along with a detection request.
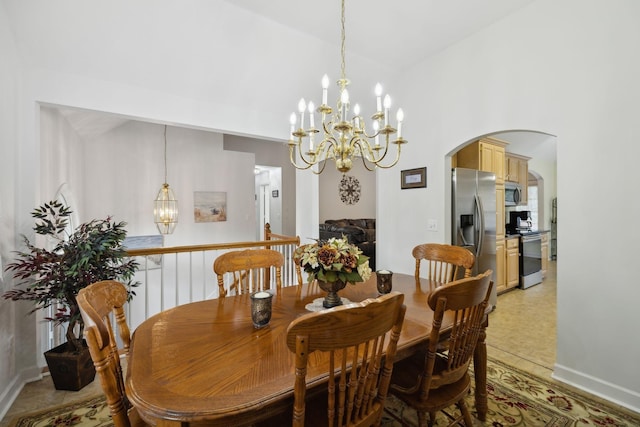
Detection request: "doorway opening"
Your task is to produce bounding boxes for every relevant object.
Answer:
[254,165,282,241]
[447,129,558,370]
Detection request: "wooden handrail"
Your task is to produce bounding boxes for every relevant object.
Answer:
[126,237,300,257]
[126,224,300,257]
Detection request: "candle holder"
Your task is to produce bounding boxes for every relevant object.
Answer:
[376,270,393,294]
[250,291,273,329]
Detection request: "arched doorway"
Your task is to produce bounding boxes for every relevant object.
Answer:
[449,129,558,370]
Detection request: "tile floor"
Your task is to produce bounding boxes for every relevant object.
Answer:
[486,260,557,376]
[0,261,576,425]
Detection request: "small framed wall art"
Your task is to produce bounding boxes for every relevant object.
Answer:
[401,167,427,189]
[194,191,227,222]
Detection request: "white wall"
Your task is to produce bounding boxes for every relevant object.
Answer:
[319,161,376,223]
[40,108,85,211]
[0,1,29,418]
[378,0,640,410]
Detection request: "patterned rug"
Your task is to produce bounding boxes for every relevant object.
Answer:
[7,394,111,427]
[8,358,640,426]
[382,358,640,426]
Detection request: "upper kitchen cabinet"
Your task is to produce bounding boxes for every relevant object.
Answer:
[454,137,507,185]
[505,153,530,204]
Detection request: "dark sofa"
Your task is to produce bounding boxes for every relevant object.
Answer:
[319,218,376,270]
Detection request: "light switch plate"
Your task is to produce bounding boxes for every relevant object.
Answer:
[427,219,437,231]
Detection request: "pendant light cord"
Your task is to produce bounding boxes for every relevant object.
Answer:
[163,125,168,184]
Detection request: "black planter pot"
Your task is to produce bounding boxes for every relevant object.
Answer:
[44,341,96,391]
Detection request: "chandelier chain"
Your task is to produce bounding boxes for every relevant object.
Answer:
[340,0,346,81]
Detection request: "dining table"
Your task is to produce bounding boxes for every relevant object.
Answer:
[125,272,490,426]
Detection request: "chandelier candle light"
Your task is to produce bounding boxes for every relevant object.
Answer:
[288,0,407,174]
[154,125,178,234]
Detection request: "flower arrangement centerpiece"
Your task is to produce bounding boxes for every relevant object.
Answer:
[296,236,372,308]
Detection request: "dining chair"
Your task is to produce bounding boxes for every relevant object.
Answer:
[77,280,149,427]
[284,292,406,427]
[214,248,284,297]
[412,243,475,284]
[387,270,493,427]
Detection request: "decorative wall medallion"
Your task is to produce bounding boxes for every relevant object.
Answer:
[339,175,361,205]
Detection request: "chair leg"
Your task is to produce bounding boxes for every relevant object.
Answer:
[427,411,437,427]
[417,410,426,427]
[457,399,473,426]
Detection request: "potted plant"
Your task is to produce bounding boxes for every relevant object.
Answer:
[2,200,138,390]
[295,236,371,308]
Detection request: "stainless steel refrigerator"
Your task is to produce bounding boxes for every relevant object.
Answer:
[451,168,497,308]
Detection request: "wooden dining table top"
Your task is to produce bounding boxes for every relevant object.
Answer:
[125,272,489,426]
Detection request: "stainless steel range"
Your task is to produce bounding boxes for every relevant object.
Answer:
[508,211,543,289]
[519,232,543,288]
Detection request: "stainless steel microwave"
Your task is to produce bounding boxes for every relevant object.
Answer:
[505,182,522,206]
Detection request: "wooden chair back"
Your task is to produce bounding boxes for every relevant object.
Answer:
[412,243,475,284]
[214,248,284,298]
[389,270,492,426]
[77,280,148,427]
[423,270,492,392]
[286,292,406,427]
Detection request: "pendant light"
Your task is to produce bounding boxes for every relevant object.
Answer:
[154,125,178,234]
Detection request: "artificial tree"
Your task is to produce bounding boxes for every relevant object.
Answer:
[3,200,138,353]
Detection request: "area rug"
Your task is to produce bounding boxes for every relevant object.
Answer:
[8,358,640,426]
[7,394,112,426]
[382,358,640,426]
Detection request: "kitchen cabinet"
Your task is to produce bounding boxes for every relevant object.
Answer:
[495,184,506,293]
[506,155,520,183]
[541,232,549,278]
[506,237,520,290]
[454,137,507,185]
[505,153,530,204]
[495,238,506,294]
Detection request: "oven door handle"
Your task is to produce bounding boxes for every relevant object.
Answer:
[522,234,541,243]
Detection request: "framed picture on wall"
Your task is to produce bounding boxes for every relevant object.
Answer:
[401,167,427,189]
[194,191,227,222]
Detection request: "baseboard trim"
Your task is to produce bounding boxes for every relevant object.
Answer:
[553,362,640,414]
[0,366,43,420]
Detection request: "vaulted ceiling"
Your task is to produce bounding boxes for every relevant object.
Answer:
[225,0,536,70]
[19,0,554,161]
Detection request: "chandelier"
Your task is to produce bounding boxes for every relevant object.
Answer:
[154,125,178,234]
[288,0,407,174]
